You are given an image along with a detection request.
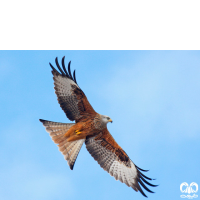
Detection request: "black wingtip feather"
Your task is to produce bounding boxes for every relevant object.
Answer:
[49,62,60,74]
[50,57,78,84]
[62,56,68,75]
[138,174,158,187]
[135,164,158,197]
[73,70,77,83]
[138,178,155,194]
[139,171,153,181]
[55,57,65,76]
[135,164,149,172]
[68,61,72,78]
[136,183,148,198]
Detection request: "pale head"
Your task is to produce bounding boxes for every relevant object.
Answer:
[101,115,113,125]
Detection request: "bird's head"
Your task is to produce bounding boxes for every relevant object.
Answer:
[101,115,113,124]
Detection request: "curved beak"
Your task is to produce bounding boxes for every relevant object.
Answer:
[108,119,113,123]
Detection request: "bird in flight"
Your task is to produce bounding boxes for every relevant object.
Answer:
[40,57,157,197]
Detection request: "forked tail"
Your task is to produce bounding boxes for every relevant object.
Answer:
[39,119,85,170]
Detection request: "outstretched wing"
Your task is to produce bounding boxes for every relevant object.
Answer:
[49,57,97,122]
[85,128,157,197]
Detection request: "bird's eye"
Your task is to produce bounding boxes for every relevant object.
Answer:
[107,117,110,120]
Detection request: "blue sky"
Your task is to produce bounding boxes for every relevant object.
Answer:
[0,51,200,200]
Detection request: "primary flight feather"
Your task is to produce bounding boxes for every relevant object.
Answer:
[39,56,157,197]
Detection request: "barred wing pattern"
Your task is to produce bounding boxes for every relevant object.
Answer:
[85,130,157,197]
[50,57,96,122]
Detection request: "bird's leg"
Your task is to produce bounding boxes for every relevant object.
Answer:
[73,128,88,137]
[66,125,88,142]
[75,130,82,135]
[74,122,85,135]
[64,126,77,137]
[64,122,84,138]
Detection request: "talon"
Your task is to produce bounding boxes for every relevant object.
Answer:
[75,130,81,135]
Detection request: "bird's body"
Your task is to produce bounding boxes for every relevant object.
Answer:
[64,113,109,142]
[40,57,157,197]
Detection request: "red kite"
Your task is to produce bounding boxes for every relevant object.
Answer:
[40,57,157,197]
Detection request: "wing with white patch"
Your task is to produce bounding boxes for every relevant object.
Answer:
[49,57,96,122]
[85,129,157,197]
